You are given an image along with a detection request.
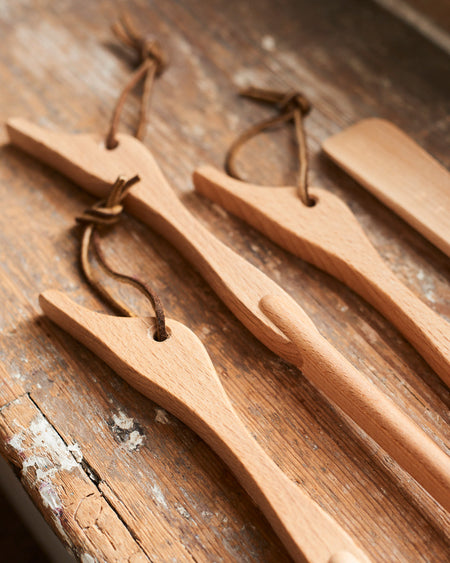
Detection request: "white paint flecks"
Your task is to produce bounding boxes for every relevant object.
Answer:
[111,410,145,451]
[23,454,57,482]
[155,408,170,424]
[176,504,196,524]
[39,481,63,511]
[68,442,83,463]
[29,416,78,474]
[150,482,168,509]
[127,430,144,451]
[425,289,437,303]
[8,432,24,452]
[81,554,97,563]
[4,412,83,543]
[112,411,134,431]
[11,371,24,381]
[261,35,276,52]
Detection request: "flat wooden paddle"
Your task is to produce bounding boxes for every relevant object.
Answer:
[7,119,450,512]
[40,289,370,563]
[193,167,450,388]
[322,118,450,257]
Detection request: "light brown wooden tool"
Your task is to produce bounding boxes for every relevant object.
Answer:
[193,166,450,388]
[7,119,450,512]
[322,118,450,257]
[261,294,450,514]
[40,289,370,563]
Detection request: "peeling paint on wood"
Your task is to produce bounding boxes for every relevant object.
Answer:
[0,0,449,561]
[0,395,149,561]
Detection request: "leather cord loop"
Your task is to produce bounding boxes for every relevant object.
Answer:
[225,87,313,206]
[76,175,168,341]
[105,14,167,150]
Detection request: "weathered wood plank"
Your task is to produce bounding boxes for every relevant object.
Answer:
[0,0,449,561]
[0,394,148,561]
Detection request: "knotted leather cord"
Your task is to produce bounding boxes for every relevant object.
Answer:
[225,87,313,206]
[76,175,168,341]
[105,14,167,149]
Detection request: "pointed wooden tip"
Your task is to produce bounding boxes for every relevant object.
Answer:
[39,288,70,316]
[193,165,245,196]
[193,165,282,211]
[39,290,99,328]
[6,116,29,134]
[6,117,45,146]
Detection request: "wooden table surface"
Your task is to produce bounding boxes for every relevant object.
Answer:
[0,1,449,561]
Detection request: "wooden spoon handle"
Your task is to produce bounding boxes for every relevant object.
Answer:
[193,167,450,386]
[261,294,450,512]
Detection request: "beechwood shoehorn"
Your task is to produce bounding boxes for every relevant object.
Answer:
[193,166,450,388]
[7,118,450,512]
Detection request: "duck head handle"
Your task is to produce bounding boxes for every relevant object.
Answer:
[40,289,371,563]
[193,165,450,387]
[7,117,303,364]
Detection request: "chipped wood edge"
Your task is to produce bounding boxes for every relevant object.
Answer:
[0,394,149,563]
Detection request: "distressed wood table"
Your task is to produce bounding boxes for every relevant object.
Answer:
[0,1,449,561]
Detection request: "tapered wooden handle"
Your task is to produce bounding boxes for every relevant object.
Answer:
[322,118,450,257]
[193,166,450,387]
[352,258,450,387]
[207,408,370,563]
[261,294,450,512]
[39,290,369,563]
[5,118,298,364]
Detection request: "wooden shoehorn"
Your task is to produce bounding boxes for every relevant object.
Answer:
[261,294,450,514]
[322,118,450,257]
[193,166,450,388]
[7,119,450,512]
[40,290,370,563]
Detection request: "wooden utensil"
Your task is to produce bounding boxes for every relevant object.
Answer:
[192,166,450,387]
[39,289,370,563]
[7,119,450,512]
[322,118,450,257]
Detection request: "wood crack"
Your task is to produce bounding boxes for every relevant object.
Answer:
[0,393,151,562]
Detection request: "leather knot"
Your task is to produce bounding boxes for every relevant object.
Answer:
[106,14,167,149]
[76,175,140,227]
[112,15,167,78]
[278,91,311,116]
[138,38,167,76]
[76,202,124,227]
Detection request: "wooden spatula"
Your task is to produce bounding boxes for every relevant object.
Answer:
[322,118,450,257]
[39,289,370,563]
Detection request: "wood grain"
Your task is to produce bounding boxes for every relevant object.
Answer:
[0,0,449,561]
[0,394,148,562]
[193,165,450,385]
[40,290,370,563]
[322,118,450,257]
[7,118,450,515]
